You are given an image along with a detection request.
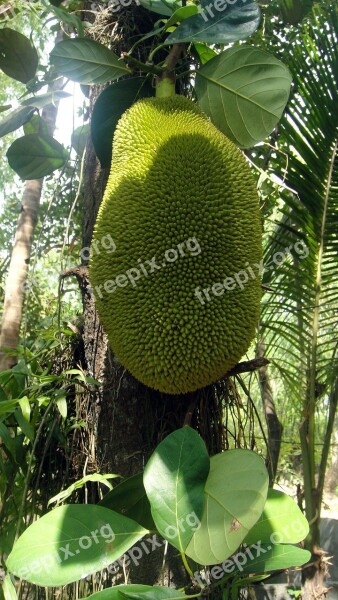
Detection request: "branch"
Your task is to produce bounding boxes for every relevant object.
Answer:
[226,357,269,377]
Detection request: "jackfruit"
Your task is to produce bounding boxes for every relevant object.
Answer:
[90,95,262,394]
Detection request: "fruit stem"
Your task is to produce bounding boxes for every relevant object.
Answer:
[156,76,176,97]
[155,43,185,98]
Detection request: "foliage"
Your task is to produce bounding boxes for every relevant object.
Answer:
[5,427,310,597]
[0,0,337,598]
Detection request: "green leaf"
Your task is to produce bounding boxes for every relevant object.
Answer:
[87,585,195,599]
[165,4,199,28]
[49,474,118,506]
[71,124,90,156]
[165,0,260,44]
[0,28,38,83]
[23,115,49,137]
[99,472,156,531]
[195,45,292,147]
[48,5,84,37]
[50,39,130,85]
[0,104,12,113]
[0,106,35,138]
[21,91,71,109]
[144,427,209,552]
[185,449,268,565]
[244,489,309,545]
[18,396,30,422]
[56,395,67,418]
[91,77,153,168]
[241,544,311,573]
[6,504,148,586]
[138,0,180,17]
[6,133,68,179]
[2,574,17,600]
[0,398,23,416]
[193,43,217,65]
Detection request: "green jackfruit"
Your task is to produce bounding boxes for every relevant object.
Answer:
[90,95,262,394]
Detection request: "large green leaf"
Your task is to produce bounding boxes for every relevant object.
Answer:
[0,28,38,83]
[185,449,268,565]
[91,77,153,168]
[244,489,309,545]
[0,106,35,138]
[87,584,195,599]
[143,427,210,552]
[50,39,130,85]
[165,0,260,44]
[99,472,155,531]
[6,504,148,586]
[195,45,292,147]
[241,544,311,573]
[6,133,68,179]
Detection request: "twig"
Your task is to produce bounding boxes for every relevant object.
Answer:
[226,357,269,377]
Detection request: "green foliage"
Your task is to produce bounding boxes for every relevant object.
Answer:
[6,133,68,179]
[4,427,310,597]
[165,0,260,44]
[87,585,196,599]
[184,450,268,564]
[195,46,292,147]
[143,427,210,552]
[50,38,131,85]
[7,505,148,586]
[0,28,38,83]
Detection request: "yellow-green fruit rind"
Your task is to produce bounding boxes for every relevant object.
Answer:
[90,96,262,394]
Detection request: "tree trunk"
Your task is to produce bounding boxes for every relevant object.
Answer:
[0,76,63,372]
[257,339,283,484]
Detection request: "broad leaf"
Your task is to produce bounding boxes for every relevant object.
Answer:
[21,91,71,109]
[244,489,309,545]
[241,544,311,573]
[6,504,148,586]
[99,472,156,531]
[185,449,268,565]
[0,106,35,138]
[50,39,130,84]
[6,133,68,179]
[138,0,180,16]
[0,28,38,83]
[87,584,194,599]
[91,77,153,167]
[195,45,292,147]
[165,0,260,44]
[143,427,210,552]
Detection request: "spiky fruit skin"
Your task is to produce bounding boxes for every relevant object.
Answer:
[90,96,262,394]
